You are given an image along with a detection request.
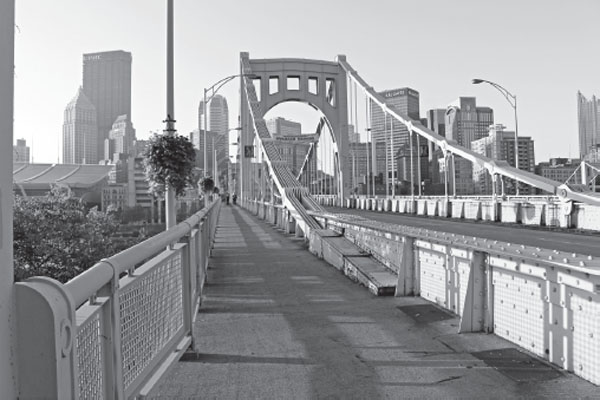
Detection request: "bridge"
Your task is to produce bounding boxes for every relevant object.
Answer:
[3,3,600,396]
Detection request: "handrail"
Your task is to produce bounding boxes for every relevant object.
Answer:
[65,199,220,308]
[337,57,600,206]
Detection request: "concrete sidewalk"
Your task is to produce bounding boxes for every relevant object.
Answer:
[148,205,597,399]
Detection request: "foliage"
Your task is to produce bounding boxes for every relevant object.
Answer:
[199,176,215,193]
[144,134,196,197]
[13,188,144,283]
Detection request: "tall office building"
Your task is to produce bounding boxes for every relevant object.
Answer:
[577,91,600,159]
[266,117,302,137]
[370,88,420,185]
[471,124,535,194]
[106,114,136,161]
[425,109,446,185]
[198,94,229,184]
[190,129,218,176]
[82,50,132,161]
[13,138,30,163]
[63,87,98,164]
[443,97,494,195]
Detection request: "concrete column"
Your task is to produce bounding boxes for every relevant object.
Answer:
[0,1,16,396]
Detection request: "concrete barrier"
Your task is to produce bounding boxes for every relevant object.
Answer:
[451,201,464,219]
[416,199,428,216]
[438,200,450,218]
[383,199,392,212]
[500,202,520,224]
[572,204,600,231]
[546,203,571,228]
[481,201,498,222]
[464,201,481,220]
[405,200,417,214]
[521,203,545,226]
[426,200,438,217]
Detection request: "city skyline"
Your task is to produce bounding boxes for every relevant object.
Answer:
[13,0,600,163]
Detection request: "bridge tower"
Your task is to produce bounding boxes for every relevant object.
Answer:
[239,52,350,203]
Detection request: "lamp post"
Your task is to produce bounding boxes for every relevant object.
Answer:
[165,0,176,228]
[472,78,520,195]
[202,74,255,178]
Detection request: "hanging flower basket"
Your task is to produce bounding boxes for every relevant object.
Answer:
[144,134,196,197]
[199,176,215,194]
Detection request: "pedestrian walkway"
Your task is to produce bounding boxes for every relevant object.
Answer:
[148,205,597,399]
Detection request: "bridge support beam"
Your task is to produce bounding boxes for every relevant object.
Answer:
[458,251,488,333]
[395,237,416,296]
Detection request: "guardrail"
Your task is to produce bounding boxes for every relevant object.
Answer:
[313,195,600,232]
[309,210,600,386]
[14,199,221,399]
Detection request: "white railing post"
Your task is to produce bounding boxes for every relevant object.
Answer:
[99,265,126,400]
[14,277,78,399]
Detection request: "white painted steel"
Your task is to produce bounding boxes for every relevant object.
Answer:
[315,210,600,386]
[16,200,221,399]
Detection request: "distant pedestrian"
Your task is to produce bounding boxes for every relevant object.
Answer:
[226,193,230,205]
[232,194,237,205]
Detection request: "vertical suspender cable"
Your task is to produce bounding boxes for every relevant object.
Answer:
[385,112,389,197]
[410,128,414,198]
[417,133,422,197]
[391,118,395,197]
[365,94,370,197]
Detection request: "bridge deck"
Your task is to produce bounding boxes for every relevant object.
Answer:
[148,205,597,399]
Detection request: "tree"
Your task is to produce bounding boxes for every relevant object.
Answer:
[13,187,142,283]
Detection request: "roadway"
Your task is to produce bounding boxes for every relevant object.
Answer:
[148,205,598,399]
[323,206,600,257]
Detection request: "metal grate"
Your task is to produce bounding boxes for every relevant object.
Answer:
[572,294,600,384]
[493,270,545,357]
[77,311,105,400]
[119,251,184,388]
[419,249,447,307]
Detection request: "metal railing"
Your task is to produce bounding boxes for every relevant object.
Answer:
[14,199,221,400]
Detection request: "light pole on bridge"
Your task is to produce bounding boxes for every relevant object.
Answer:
[472,78,520,195]
[202,74,255,178]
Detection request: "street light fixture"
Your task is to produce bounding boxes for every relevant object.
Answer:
[202,74,256,178]
[472,78,520,195]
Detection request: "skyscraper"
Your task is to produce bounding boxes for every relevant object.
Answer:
[425,109,446,185]
[266,117,302,136]
[199,94,230,185]
[62,87,98,164]
[577,91,600,159]
[106,114,136,161]
[471,124,535,194]
[445,97,494,194]
[82,50,132,161]
[13,139,30,163]
[370,88,420,185]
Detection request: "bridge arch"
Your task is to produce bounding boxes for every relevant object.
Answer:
[240,53,350,199]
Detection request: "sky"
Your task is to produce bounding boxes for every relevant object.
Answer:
[13,0,600,164]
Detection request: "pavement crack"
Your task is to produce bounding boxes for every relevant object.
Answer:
[435,375,462,384]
